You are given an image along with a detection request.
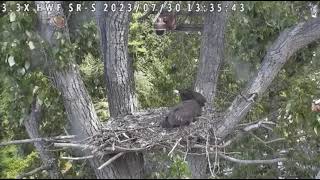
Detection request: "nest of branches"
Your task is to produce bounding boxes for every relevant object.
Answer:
[1,107,287,176]
[80,108,224,159]
[49,108,285,172]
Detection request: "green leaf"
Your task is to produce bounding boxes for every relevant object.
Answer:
[28,41,35,50]
[7,56,15,67]
[9,12,16,22]
[19,116,25,125]
[24,61,30,70]
[18,68,25,76]
[32,86,39,95]
[137,47,147,53]
[25,30,32,38]
[56,32,63,39]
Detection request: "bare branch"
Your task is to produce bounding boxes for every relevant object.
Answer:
[53,143,94,150]
[206,134,214,177]
[193,143,225,149]
[52,135,77,140]
[168,138,182,157]
[218,152,286,164]
[98,152,125,170]
[212,131,219,175]
[0,135,76,146]
[265,138,286,144]
[219,119,274,148]
[61,155,94,160]
[261,124,274,131]
[0,138,47,146]
[243,120,274,132]
[250,133,285,145]
[104,146,148,152]
[237,111,278,127]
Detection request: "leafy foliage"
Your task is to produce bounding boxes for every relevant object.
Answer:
[0,146,39,178]
[129,10,201,108]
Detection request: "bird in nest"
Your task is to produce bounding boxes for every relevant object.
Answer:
[160,89,207,129]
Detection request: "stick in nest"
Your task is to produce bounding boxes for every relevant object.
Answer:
[98,152,125,170]
[206,133,215,178]
[168,137,182,157]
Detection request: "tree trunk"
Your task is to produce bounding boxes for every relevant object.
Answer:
[190,1,232,178]
[186,154,208,179]
[35,1,109,178]
[96,1,137,117]
[50,67,101,140]
[194,1,232,111]
[95,1,144,179]
[23,96,61,179]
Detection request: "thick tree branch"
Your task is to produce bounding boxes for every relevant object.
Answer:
[215,17,320,140]
[35,1,106,178]
[21,94,62,179]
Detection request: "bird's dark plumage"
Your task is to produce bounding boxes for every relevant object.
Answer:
[161,90,207,129]
[179,89,207,107]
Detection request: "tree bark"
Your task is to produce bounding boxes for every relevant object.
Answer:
[215,17,320,140]
[23,96,61,179]
[190,2,232,178]
[95,1,144,179]
[194,1,232,111]
[186,154,208,179]
[96,1,137,117]
[35,1,108,178]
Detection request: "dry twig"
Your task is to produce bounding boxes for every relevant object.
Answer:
[98,152,125,170]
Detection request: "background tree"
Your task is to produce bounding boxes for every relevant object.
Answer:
[95,1,144,178]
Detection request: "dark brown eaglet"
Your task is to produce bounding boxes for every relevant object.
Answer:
[161,90,207,129]
[161,100,202,129]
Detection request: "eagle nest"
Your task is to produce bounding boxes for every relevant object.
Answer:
[81,108,224,158]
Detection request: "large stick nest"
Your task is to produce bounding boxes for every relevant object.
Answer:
[84,108,224,157]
